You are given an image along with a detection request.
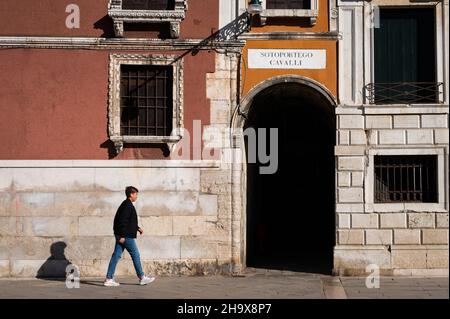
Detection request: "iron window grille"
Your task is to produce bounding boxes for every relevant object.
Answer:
[120,65,173,137]
[374,155,438,203]
[108,53,184,154]
[364,82,444,105]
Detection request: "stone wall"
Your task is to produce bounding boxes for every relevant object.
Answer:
[336,0,449,276]
[0,161,238,277]
[334,108,449,276]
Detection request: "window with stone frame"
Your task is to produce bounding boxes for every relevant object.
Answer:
[365,7,442,104]
[256,0,318,25]
[120,65,173,137]
[122,0,175,10]
[266,0,311,9]
[108,54,184,154]
[374,155,438,203]
[108,0,188,38]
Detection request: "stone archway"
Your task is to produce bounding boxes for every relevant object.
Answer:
[231,75,337,274]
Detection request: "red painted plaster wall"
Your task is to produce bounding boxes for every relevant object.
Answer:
[0,48,215,159]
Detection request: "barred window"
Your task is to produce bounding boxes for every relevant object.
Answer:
[374,155,438,203]
[266,0,311,9]
[122,0,175,10]
[120,65,173,137]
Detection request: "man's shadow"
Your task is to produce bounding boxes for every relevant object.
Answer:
[35,241,138,286]
[36,242,72,280]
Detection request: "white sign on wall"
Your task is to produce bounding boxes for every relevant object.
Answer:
[248,49,327,69]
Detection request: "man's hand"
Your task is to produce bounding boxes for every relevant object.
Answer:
[138,227,144,235]
[118,237,125,244]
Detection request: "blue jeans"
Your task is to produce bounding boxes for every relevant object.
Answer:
[106,235,144,279]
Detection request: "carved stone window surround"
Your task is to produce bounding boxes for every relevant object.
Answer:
[108,0,188,38]
[108,53,184,154]
[256,0,319,25]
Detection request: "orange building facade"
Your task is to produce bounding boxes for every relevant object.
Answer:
[219,0,340,273]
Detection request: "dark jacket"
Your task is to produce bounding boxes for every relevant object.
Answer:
[113,198,139,238]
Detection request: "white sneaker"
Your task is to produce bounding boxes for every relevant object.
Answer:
[139,275,155,286]
[104,278,120,287]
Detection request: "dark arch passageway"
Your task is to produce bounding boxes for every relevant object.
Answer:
[245,82,336,274]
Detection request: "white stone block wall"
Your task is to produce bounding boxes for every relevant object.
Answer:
[0,161,237,277]
[337,0,449,275]
[335,109,449,275]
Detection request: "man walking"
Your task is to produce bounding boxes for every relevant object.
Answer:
[104,186,155,287]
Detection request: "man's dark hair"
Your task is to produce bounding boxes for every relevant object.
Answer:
[125,186,139,198]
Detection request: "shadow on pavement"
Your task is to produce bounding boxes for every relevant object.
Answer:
[36,242,71,279]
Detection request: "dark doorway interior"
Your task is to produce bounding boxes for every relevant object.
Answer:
[245,83,336,274]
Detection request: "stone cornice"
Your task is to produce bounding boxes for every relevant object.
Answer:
[239,31,341,41]
[0,36,245,52]
[108,10,186,20]
[0,160,220,168]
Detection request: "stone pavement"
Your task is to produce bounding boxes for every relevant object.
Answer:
[0,268,447,299]
[340,276,449,299]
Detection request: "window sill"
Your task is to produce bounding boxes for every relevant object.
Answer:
[111,135,182,154]
[364,148,447,213]
[365,203,447,213]
[362,104,449,115]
